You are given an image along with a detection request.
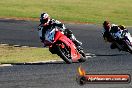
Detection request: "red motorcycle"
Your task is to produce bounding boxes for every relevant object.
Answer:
[43,28,86,64]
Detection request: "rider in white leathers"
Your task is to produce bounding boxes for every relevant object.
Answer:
[38,13,82,47]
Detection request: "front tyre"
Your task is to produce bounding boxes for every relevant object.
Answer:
[56,42,72,64]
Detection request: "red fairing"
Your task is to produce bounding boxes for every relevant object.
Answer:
[53,31,62,43]
[54,31,80,62]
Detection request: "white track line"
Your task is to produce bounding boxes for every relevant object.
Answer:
[0,44,9,46]
[28,60,63,63]
[0,64,12,67]
[86,53,96,58]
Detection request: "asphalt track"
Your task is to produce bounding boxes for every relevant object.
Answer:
[0,19,132,88]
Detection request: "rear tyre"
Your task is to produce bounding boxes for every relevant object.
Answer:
[56,42,72,64]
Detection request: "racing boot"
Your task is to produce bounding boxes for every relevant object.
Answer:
[73,39,82,47]
[70,34,83,50]
[74,40,83,51]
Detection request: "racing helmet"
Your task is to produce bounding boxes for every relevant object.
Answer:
[103,21,111,31]
[118,25,126,30]
[40,13,50,24]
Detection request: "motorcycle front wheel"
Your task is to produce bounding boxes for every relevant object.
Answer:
[56,42,72,64]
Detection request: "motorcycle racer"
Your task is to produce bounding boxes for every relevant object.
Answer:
[38,12,82,48]
[102,21,128,41]
[102,21,128,49]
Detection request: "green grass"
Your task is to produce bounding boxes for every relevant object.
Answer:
[0,0,132,25]
[0,45,60,64]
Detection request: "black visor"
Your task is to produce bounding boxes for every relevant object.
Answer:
[40,18,48,24]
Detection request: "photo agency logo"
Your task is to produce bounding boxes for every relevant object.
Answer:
[76,66,131,85]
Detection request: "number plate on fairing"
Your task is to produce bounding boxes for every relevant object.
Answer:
[45,29,56,43]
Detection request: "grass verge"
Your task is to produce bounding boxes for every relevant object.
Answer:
[0,0,132,25]
[0,45,60,64]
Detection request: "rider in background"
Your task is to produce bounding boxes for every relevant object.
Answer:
[102,21,127,41]
[102,21,128,49]
[38,12,82,47]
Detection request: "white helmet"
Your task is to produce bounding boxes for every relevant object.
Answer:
[40,13,50,24]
